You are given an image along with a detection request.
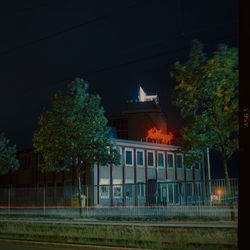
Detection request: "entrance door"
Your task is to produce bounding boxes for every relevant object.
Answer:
[146,179,156,205]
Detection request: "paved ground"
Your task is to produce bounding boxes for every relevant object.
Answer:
[0,217,237,228]
[0,239,143,250]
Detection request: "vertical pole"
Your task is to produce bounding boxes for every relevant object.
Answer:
[86,185,88,217]
[8,188,10,215]
[206,148,212,196]
[97,163,100,205]
[134,148,138,207]
[145,150,148,205]
[110,164,113,207]
[201,152,206,205]
[43,185,46,216]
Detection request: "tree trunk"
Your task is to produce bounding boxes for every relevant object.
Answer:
[76,164,83,217]
[222,153,235,221]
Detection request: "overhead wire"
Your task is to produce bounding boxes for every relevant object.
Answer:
[0,1,148,57]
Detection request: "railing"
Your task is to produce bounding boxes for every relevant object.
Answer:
[0,178,238,217]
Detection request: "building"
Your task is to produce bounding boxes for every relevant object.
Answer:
[108,86,168,141]
[0,138,210,206]
[0,86,211,206]
[92,138,208,206]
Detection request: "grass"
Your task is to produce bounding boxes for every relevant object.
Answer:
[0,213,237,222]
[0,221,237,250]
[86,215,236,223]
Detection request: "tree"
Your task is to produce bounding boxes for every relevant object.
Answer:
[171,40,238,220]
[33,78,120,216]
[0,133,19,175]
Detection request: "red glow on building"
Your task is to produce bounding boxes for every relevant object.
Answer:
[146,128,173,144]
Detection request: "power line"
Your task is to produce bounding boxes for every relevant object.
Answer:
[0,1,54,16]
[0,1,148,57]
[0,1,237,58]
[79,32,238,76]
[23,32,237,93]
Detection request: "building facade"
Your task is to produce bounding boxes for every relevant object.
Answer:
[91,138,208,206]
[108,87,168,141]
[0,138,210,206]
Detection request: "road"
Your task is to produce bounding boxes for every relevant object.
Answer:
[0,217,237,228]
[0,239,144,250]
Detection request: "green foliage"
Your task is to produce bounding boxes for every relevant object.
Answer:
[0,221,237,250]
[171,40,238,166]
[33,78,120,173]
[0,133,19,174]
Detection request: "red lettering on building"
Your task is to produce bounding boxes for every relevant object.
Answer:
[146,128,173,144]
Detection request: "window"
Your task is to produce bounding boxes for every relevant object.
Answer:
[113,180,122,198]
[137,183,145,198]
[113,185,122,198]
[136,150,144,167]
[157,152,165,168]
[168,183,174,203]
[194,183,201,197]
[100,185,109,198]
[99,179,109,198]
[157,183,168,203]
[174,184,179,203]
[186,183,193,196]
[147,151,154,167]
[125,148,133,166]
[125,184,133,198]
[176,154,183,169]
[167,153,174,168]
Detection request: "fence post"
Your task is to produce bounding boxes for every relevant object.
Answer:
[43,185,46,216]
[86,185,88,217]
[8,187,10,215]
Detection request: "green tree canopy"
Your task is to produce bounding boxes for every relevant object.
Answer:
[33,78,120,215]
[0,133,19,174]
[171,40,238,220]
[172,40,238,162]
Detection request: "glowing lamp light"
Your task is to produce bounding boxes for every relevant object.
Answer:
[146,127,174,144]
[216,189,223,197]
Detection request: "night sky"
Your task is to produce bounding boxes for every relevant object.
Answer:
[0,0,238,178]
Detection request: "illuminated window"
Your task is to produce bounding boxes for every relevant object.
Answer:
[125,148,133,166]
[176,154,183,169]
[136,150,144,167]
[157,152,165,168]
[167,153,174,168]
[147,151,154,167]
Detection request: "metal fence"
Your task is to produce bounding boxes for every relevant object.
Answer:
[0,178,238,218]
